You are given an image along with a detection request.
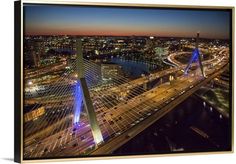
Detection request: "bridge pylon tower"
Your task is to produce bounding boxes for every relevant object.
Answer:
[74,38,104,145]
[184,32,206,78]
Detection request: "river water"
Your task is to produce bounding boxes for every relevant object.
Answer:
[110,58,157,78]
[113,95,231,155]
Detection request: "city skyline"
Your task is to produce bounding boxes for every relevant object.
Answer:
[24,5,230,39]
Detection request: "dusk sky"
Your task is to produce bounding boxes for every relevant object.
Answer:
[24,5,230,39]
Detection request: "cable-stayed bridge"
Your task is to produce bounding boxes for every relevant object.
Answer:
[23,37,229,159]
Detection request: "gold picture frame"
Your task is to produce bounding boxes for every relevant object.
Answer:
[14,0,234,163]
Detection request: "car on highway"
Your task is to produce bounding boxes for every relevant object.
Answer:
[147,112,151,116]
[115,132,121,136]
[139,117,144,121]
[131,123,135,126]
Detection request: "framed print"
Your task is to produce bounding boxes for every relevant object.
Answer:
[14,0,234,163]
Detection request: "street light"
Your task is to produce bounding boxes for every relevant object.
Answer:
[28,81,33,85]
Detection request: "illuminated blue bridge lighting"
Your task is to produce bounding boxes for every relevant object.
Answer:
[184,48,200,75]
[74,81,83,124]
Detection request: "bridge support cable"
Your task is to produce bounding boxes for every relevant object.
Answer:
[24,59,113,143]
[24,53,179,157]
[25,60,107,136]
[24,62,80,134]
